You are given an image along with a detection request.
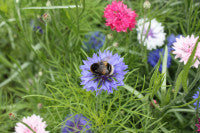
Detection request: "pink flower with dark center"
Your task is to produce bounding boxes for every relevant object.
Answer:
[103,0,138,32]
[172,35,200,68]
[15,114,49,133]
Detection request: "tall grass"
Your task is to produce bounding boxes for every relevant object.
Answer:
[0,0,200,132]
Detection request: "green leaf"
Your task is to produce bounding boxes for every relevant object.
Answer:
[149,59,161,95]
[161,45,168,96]
[123,84,144,100]
[173,71,183,99]
[172,95,200,108]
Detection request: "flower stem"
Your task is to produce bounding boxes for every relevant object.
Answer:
[123,84,144,101]
[161,45,168,97]
[45,23,49,45]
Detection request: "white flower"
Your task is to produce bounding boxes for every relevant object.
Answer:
[143,0,151,9]
[137,18,166,50]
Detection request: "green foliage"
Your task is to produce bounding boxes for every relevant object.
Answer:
[0,0,200,132]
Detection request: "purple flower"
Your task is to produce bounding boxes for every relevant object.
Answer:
[148,48,171,72]
[34,26,43,34]
[30,20,43,34]
[192,88,200,109]
[62,114,92,133]
[80,50,128,95]
[147,34,182,72]
[167,34,181,51]
[83,31,105,51]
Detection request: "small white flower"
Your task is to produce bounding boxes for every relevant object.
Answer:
[107,33,113,40]
[137,18,166,50]
[143,0,151,9]
[113,42,119,47]
[46,0,51,7]
[38,71,43,76]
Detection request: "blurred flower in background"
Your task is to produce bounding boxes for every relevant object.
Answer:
[113,42,119,47]
[148,48,171,72]
[167,34,181,51]
[195,118,200,132]
[9,112,17,120]
[30,20,43,34]
[42,13,51,23]
[37,103,43,110]
[62,114,92,133]
[15,114,49,133]
[172,35,200,68]
[103,0,138,32]
[80,50,128,95]
[107,33,113,40]
[137,18,166,50]
[83,31,105,51]
[192,88,200,109]
[143,0,151,9]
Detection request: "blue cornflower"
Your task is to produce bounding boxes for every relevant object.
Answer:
[167,34,181,51]
[148,48,171,72]
[83,31,105,51]
[192,88,200,109]
[30,20,43,34]
[147,34,182,71]
[80,50,128,95]
[62,114,92,133]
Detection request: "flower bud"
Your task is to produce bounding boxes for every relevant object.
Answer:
[37,103,43,110]
[150,100,158,108]
[143,0,151,9]
[113,42,119,47]
[46,0,51,7]
[107,33,113,40]
[42,13,51,23]
[38,71,43,76]
[9,112,16,120]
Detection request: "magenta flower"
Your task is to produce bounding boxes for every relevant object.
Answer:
[196,118,200,132]
[172,35,200,68]
[15,114,49,133]
[103,0,138,32]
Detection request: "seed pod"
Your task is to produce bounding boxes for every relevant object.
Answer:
[42,13,51,23]
[9,112,17,120]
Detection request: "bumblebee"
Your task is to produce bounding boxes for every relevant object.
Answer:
[90,61,114,76]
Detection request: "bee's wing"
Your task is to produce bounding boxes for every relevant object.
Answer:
[101,56,111,62]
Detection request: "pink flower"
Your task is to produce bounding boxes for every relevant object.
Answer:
[103,0,138,32]
[172,35,200,68]
[196,118,200,132]
[15,114,49,133]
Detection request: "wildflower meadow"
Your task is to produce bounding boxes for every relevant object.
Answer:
[1,0,200,132]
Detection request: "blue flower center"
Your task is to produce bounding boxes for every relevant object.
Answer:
[91,74,115,88]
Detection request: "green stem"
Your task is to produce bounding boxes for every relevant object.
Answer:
[45,23,49,45]
[96,93,101,116]
[161,45,168,97]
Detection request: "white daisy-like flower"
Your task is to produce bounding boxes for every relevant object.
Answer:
[137,18,166,50]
